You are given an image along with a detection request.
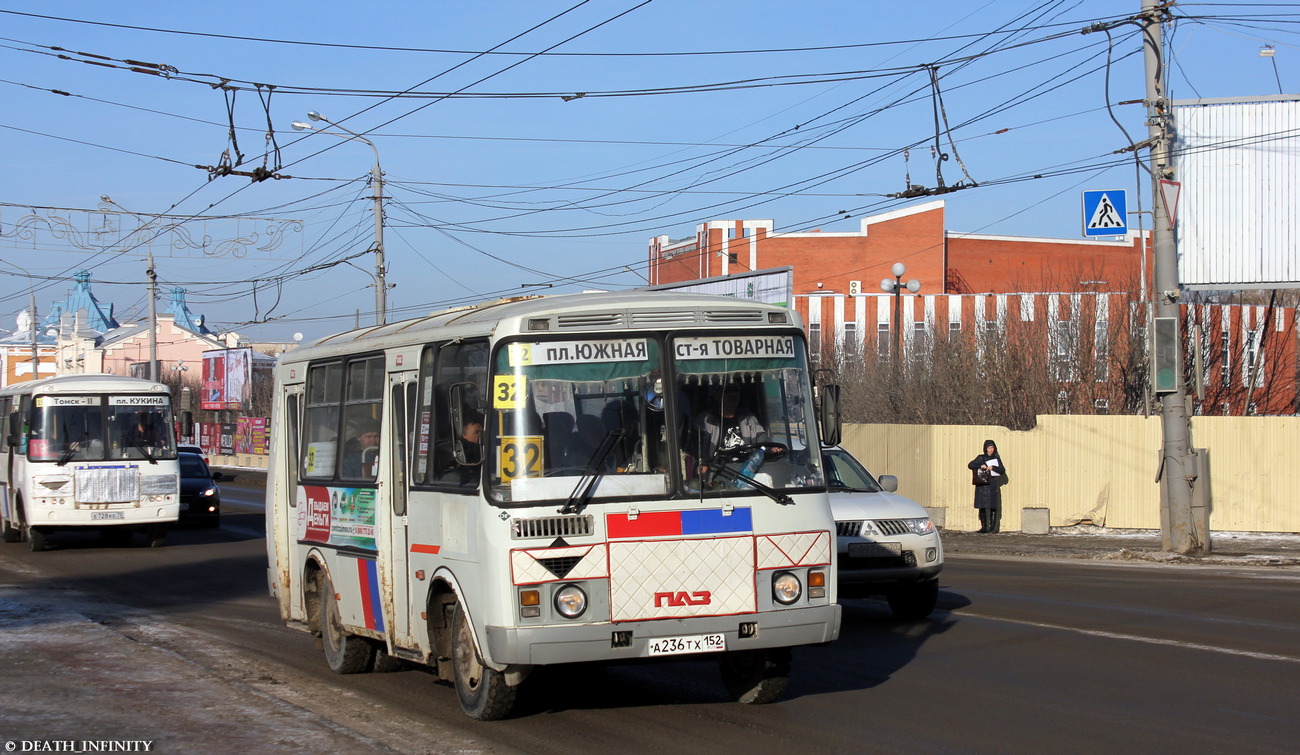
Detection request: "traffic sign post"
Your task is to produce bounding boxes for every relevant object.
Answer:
[1082,189,1128,237]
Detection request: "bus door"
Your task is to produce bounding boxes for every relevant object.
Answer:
[279,383,306,619]
[386,372,418,645]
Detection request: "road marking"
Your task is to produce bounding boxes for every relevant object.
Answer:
[961,610,1300,664]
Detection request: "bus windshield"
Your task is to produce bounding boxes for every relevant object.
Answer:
[487,333,823,504]
[28,395,176,463]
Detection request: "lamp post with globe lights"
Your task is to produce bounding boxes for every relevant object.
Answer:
[291,112,388,325]
[880,262,921,380]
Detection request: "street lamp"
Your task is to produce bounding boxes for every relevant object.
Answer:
[880,262,921,368]
[292,112,388,325]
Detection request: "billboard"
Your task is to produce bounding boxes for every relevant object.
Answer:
[1174,96,1300,289]
[201,347,252,410]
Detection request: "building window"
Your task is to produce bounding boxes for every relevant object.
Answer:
[1247,401,1258,416]
[1243,328,1263,387]
[948,321,961,341]
[1094,320,1109,382]
[1057,390,1070,414]
[877,323,890,360]
[727,252,738,264]
[843,322,858,360]
[809,322,822,363]
[1049,319,1079,382]
[1221,332,1231,385]
[1094,398,1109,415]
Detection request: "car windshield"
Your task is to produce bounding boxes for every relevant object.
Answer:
[178,454,210,479]
[822,449,883,492]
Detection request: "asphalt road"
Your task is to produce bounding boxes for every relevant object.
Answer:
[2,480,1298,754]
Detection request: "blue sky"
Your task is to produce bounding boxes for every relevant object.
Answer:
[0,1,1293,342]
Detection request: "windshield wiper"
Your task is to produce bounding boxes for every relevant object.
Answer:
[129,438,158,465]
[57,433,89,467]
[707,464,793,505]
[559,430,624,515]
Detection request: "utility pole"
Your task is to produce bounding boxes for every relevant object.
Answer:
[371,159,387,325]
[147,249,158,381]
[1142,0,1200,554]
[28,289,38,380]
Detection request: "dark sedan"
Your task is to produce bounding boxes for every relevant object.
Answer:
[178,451,221,527]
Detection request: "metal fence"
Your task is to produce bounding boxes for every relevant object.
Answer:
[842,415,1300,533]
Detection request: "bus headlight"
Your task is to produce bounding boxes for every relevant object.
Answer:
[772,571,802,605]
[554,584,587,619]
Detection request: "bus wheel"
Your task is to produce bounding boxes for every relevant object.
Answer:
[317,573,374,674]
[451,604,517,720]
[147,525,168,548]
[1,519,20,543]
[719,647,791,704]
[26,525,48,553]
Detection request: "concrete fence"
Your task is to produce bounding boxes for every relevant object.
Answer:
[841,415,1300,534]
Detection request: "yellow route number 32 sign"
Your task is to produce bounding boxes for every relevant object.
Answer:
[498,435,544,480]
[492,374,526,409]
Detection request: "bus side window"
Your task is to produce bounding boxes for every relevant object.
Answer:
[301,362,343,479]
[340,356,385,481]
[431,341,488,488]
[0,397,9,451]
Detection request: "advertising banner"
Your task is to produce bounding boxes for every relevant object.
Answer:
[295,485,377,551]
[201,348,252,410]
[219,422,235,456]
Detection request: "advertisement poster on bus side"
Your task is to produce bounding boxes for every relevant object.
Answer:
[296,485,377,551]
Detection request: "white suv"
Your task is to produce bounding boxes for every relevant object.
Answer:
[824,446,944,619]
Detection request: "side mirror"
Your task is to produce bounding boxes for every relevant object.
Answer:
[878,474,898,493]
[6,411,21,447]
[448,382,483,466]
[818,383,842,447]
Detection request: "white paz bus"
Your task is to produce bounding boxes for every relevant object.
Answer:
[1,374,180,550]
[266,291,844,719]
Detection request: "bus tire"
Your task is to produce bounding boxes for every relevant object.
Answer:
[26,525,48,553]
[719,647,791,704]
[1,519,20,543]
[452,603,517,720]
[318,573,375,674]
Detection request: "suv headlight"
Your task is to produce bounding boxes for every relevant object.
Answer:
[904,517,935,536]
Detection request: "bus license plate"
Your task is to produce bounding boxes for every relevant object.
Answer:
[91,511,125,521]
[647,633,725,657]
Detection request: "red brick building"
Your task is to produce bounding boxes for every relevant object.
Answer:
[647,201,1298,415]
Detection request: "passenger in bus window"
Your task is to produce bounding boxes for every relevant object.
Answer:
[342,420,381,478]
[694,385,785,476]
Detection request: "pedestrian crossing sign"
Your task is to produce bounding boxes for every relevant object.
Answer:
[1082,190,1128,237]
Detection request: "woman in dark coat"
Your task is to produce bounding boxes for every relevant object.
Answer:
[968,439,1008,533]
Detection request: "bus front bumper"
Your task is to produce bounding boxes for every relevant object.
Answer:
[485,603,841,666]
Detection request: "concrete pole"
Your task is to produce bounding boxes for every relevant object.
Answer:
[371,160,386,325]
[147,250,158,382]
[1142,0,1199,554]
[29,289,38,380]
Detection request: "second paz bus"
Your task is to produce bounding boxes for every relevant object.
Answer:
[265,291,843,719]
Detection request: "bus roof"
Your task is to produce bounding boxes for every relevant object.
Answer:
[0,373,171,397]
[280,290,801,365]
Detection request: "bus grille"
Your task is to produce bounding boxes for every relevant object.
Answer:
[511,515,594,539]
[75,466,140,504]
